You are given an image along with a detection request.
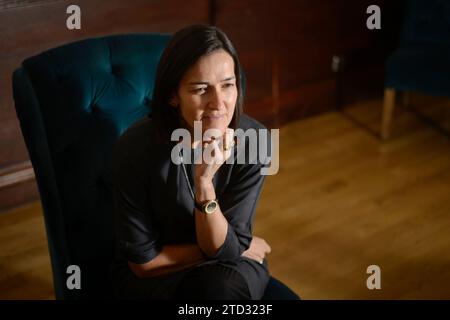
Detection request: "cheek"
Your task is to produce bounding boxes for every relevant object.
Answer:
[226,90,238,114]
[181,96,203,119]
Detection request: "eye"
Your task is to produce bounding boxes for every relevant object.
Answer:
[222,83,235,89]
[192,87,207,94]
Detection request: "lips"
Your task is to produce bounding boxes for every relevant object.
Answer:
[203,114,225,119]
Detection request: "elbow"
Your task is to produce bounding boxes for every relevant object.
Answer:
[198,231,245,261]
[134,270,146,279]
[128,261,152,278]
[199,241,241,261]
[198,242,221,259]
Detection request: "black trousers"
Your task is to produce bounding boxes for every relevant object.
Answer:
[112,262,252,300]
[175,264,251,300]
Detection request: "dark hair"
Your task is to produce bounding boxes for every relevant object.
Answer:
[151,25,244,143]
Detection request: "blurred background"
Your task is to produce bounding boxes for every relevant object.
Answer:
[0,0,449,299]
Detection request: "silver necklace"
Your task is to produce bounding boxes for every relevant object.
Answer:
[179,148,195,200]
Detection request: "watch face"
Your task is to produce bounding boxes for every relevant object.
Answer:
[205,201,218,214]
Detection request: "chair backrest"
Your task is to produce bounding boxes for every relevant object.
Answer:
[13,33,171,299]
[399,0,450,46]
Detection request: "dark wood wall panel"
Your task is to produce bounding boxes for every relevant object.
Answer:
[0,0,394,210]
[279,79,336,124]
[0,0,209,211]
[215,0,387,127]
[0,0,62,10]
[214,0,277,126]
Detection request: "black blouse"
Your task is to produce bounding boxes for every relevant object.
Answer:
[112,113,272,299]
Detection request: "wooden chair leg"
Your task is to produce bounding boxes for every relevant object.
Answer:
[381,88,396,139]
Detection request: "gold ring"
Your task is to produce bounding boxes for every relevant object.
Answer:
[224,141,235,151]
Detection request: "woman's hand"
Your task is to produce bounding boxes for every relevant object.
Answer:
[241,236,271,264]
[194,128,235,183]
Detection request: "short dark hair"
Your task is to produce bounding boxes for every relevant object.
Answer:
[151,24,244,143]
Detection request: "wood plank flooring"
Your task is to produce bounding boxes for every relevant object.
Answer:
[1,97,449,299]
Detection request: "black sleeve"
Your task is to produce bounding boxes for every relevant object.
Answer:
[209,163,267,261]
[209,130,271,261]
[112,139,161,264]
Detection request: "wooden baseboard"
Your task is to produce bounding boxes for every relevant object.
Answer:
[0,161,39,212]
[0,161,35,188]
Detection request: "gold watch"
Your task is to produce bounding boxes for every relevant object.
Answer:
[195,199,219,214]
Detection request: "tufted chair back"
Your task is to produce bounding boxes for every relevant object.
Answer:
[13,33,171,299]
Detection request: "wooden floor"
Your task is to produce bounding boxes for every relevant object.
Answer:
[0,201,54,299]
[1,97,449,299]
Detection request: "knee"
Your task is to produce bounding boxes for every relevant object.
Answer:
[177,266,251,300]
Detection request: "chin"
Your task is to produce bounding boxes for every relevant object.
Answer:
[202,122,227,135]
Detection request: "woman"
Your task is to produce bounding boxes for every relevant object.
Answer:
[111,25,272,300]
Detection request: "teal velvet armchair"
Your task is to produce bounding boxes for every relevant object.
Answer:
[12,33,298,300]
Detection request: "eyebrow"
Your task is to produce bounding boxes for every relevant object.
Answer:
[188,77,235,85]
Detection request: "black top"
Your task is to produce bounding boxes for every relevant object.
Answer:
[111,113,271,299]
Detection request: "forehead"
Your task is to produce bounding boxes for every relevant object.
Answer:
[182,49,235,83]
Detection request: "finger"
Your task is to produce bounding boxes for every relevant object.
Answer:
[225,128,234,147]
[203,141,211,149]
[242,251,261,263]
[253,253,264,262]
[253,256,264,264]
[204,129,221,142]
[223,141,233,162]
[227,129,236,152]
[202,140,217,165]
[256,255,265,264]
[212,139,223,163]
[261,240,271,253]
[241,251,255,260]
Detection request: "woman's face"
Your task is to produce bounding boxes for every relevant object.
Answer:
[172,49,238,137]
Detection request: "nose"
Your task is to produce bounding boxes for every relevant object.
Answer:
[207,86,225,111]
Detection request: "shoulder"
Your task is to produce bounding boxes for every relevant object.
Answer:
[234,114,272,167]
[237,113,268,131]
[112,116,155,168]
[236,113,271,148]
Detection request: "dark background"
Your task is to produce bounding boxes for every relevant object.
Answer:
[0,0,402,210]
